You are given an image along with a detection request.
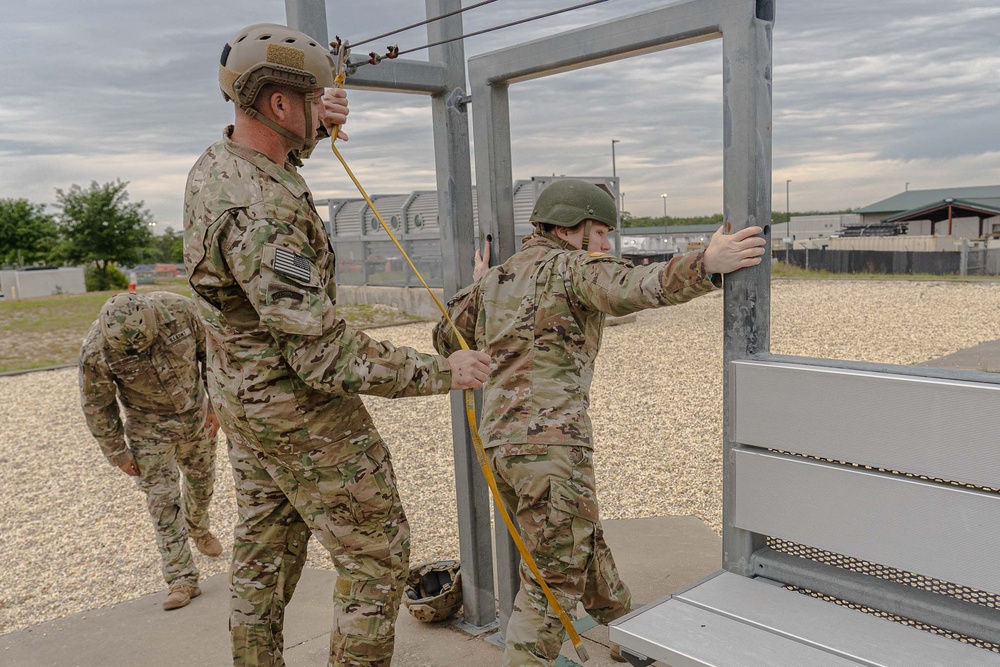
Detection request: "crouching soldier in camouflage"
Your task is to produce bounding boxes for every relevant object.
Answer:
[183,24,491,667]
[79,291,223,611]
[434,179,766,666]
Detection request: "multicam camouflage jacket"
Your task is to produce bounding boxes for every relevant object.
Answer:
[182,127,452,454]
[79,292,211,466]
[433,233,720,449]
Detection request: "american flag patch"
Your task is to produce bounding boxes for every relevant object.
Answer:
[273,247,312,284]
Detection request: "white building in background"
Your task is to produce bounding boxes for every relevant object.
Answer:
[772,213,859,244]
[849,185,1000,240]
[0,267,86,300]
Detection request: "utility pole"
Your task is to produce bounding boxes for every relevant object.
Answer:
[611,139,621,254]
[785,179,791,264]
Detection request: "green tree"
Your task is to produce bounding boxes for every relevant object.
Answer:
[0,199,59,267]
[55,180,154,291]
[151,227,184,263]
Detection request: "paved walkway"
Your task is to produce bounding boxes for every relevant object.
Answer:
[919,337,1000,373]
[0,515,720,667]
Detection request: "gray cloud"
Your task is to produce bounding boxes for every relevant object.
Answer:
[1,0,998,222]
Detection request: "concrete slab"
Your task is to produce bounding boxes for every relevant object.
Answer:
[921,338,1000,373]
[0,515,720,666]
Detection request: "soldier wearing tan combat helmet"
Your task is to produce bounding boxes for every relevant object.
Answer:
[434,179,766,666]
[183,23,490,667]
[79,291,223,612]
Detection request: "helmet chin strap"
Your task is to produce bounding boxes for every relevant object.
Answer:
[581,220,593,251]
[240,89,322,161]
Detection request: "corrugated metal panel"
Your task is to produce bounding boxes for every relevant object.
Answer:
[512,180,537,226]
[406,192,439,233]
[363,195,408,236]
[333,200,366,236]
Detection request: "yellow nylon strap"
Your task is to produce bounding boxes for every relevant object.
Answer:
[328,69,589,663]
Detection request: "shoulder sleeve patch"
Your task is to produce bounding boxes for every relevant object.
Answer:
[587,251,606,257]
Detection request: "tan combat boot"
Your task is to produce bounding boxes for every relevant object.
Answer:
[163,584,202,611]
[192,532,223,558]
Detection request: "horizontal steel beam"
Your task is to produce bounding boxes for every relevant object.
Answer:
[468,0,735,85]
[345,56,449,95]
[752,548,1000,648]
[753,353,1000,386]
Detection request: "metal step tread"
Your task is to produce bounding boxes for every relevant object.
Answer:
[608,571,1000,667]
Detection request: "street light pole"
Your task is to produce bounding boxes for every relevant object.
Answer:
[611,140,620,215]
[661,193,668,219]
[785,179,791,263]
[611,139,621,254]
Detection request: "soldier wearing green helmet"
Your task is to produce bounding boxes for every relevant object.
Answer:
[79,292,223,612]
[184,22,491,667]
[434,178,766,666]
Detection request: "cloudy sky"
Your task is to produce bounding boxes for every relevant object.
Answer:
[2,0,998,230]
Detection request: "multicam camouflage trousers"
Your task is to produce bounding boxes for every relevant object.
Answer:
[227,431,410,667]
[489,443,632,667]
[130,431,217,588]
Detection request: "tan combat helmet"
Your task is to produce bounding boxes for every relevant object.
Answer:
[530,179,617,251]
[219,23,337,159]
[100,293,158,354]
[402,560,463,623]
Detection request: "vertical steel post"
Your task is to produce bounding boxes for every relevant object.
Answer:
[284,0,328,44]
[427,0,497,630]
[720,0,773,576]
[470,72,521,639]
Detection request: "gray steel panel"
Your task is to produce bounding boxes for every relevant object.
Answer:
[734,450,1000,594]
[610,595,857,667]
[676,571,1000,666]
[732,360,1000,488]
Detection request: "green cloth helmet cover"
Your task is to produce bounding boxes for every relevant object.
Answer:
[402,560,462,623]
[100,293,157,354]
[530,179,617,231]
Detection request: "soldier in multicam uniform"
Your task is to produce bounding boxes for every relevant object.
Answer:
[434,179,766,666]
[79,291,223,611]
[182,24,491,667]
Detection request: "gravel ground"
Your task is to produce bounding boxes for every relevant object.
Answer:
[1,279,998,634]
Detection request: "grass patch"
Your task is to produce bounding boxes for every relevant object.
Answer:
[0,281,423,374]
